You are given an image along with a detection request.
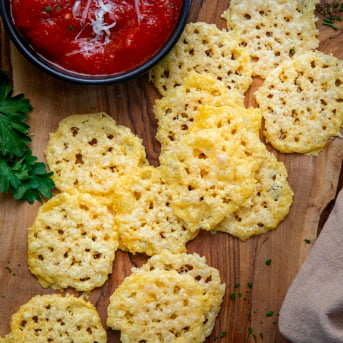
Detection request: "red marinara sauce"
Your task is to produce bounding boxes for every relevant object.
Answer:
[10,0,183,75]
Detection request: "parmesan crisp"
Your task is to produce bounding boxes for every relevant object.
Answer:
[9,294,106,343]
[222,0,319,78]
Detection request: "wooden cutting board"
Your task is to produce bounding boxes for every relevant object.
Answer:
[0,1,342,342]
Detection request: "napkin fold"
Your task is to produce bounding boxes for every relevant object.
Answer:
[279,189,343,343]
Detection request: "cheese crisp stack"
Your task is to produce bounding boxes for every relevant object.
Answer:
[141,252,225,337]
[112,166,198,256]
[216,152,293,240]
[255,51,343,155]
[6,294,106,343]
[150,22,253,96]
[45,113,147,195]
[28,192,119,292]
[107,269,211,343]
[222,0,319,78]
[159,126,266,232]
[153,72,245,148]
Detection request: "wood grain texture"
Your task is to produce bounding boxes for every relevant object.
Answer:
[0,1,342,342]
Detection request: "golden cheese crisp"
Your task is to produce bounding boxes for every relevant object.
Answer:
[45,113,147,195]
[112,166,198,256]
[141,252,225,337]
[150,22,253,96]
[153,72,245,148]
[255,51,343,155]
[28,192,119,292]
[222,0,319,78]
[190,104,262,137]
[215,152,293,240]
[159,127,266,232]
[107,269,210,343]
[10,294,106,343]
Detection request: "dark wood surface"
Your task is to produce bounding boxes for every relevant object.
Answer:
[0,1,342,342]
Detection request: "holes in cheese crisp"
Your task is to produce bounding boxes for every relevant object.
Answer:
[20,320,27,328]
[71,127,79,136]
[88,138,97,146]
[200,169,208,178]
[134,192,141,200]
[244,14,251,20]
[75,153,84,165]
[335,79,341,87]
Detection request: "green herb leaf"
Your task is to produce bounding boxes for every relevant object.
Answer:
[265,259,272,265]
[0,72,55,203]
[266,311,274,317]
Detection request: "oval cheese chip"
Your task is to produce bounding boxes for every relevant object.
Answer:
[10,294,106,343]
[153,72,245,148]
[255,51,343,155]
[112,166,198,256]
[215,152,293,240]
[159,127,266,232]
[150,22,252,96]
[107,269,210,343]
[141,252,225,337]
[222,0,319,78]
[45,113,147,194]
[28,191,119,292]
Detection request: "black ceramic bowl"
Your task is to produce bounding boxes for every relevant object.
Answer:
[0,0,192,85]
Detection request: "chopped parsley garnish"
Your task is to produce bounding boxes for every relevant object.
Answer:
[234,282,240,288]
[304,238,311,244]
[230,293,236,300]
[316,1,343,30]
[265,259,272,265]
[44,6,53,13]
[247,282,253,288]
[289,48,296,55]
[266,311,274,317]
[0,71,55,203]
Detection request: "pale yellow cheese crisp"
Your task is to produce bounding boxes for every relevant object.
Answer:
[141,252,225,337]
[150,22,253,96]
[159,127,266,232]
[153,72,245,148]
[112,166,198,256]
[28,191,119,292]
[222,0,319,78]
[10,294,106,343]
[215,152,293,240]
[255,51,343,155]
[107,269,210,343]
[45,113,147,195]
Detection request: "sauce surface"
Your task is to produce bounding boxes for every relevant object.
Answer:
[11,0,183,75]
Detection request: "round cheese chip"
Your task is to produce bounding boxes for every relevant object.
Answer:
[10,294,106,343]
[107,269,210,343]
[222,0,319,78]
[154,72,245,148]
[159,127,266,232]
[45,113,147,194]
[112,166,198,256]
[28,192,119,292]
[255,51,343,155]
[141,252,225,337]
[150,22,252,96]
[215,152,293,240]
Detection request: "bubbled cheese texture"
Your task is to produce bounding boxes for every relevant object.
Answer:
[215,152,294,240]
[255,51,343,155]
[107,269,211,343]
[141,252,225,337]
[28,192,119,292]
[153,72,245,148]
[9,294,106,343]
[45,112,147,195]
[159,125,267,232]
[149,22,253,96]
[222,0,319,78]
[112,166,198,256]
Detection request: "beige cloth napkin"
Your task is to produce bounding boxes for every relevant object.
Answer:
[279,189,343,342]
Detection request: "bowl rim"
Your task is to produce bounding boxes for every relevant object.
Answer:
[0,0,192,85]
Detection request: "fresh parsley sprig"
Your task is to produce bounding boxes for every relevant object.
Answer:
[0,71,55,203]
